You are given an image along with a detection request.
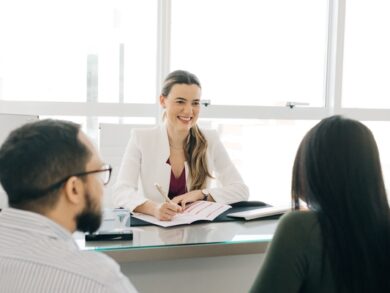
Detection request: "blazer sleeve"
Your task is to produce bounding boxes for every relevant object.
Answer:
[206,130,249,204]
[112,130,148,212]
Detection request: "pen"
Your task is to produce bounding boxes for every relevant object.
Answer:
[154,183,171,203]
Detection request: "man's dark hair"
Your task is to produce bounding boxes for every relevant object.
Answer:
[0,119,91,211]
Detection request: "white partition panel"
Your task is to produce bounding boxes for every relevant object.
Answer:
[99,123,154,207]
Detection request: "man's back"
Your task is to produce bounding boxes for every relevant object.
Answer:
[0,208,136,293]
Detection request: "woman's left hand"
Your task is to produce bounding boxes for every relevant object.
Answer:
[171,190,205,208]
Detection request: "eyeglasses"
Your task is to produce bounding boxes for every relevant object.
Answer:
[23,164,112,199]
[75,164,112,186]
[38,164,113,196]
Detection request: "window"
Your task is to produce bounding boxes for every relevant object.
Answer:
[342,1,390,108]
[363,121,390,191]
[39,115,156,146]
[1,0,390,205]
[0,0,157,103]
[171,0,329,107]
[200,118,318,205]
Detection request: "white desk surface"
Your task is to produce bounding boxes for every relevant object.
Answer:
[75,219,278,263]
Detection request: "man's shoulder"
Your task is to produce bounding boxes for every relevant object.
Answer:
[70,249,122,278]
[70,251,136,291]
[0,249,134,292]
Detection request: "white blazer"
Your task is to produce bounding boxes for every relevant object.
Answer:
[112,124,249,211]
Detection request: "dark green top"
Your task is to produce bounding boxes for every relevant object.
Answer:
[250,211,336,293]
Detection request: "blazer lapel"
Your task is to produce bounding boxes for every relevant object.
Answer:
[184,161,191,192]
[157,123,171,196]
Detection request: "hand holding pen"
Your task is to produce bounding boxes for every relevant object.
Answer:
[153,183,182,221]
[154,183,171,203]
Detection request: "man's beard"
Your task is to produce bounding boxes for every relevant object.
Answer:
[75,190,102,234]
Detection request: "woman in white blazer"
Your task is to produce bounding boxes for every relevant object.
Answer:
[113,70,249,220]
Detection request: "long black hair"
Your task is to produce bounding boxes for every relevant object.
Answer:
[292,115,390,292]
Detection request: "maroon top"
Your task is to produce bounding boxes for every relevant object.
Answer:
[166,159,187,199]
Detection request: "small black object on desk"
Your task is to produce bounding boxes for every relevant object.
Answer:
[85,231,133,241]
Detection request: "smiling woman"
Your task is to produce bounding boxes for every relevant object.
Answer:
[160,72,201,133]
[159,71,208,190]
[112,70,249,221]
[161,84,201,131]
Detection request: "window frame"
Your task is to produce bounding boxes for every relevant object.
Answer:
[0,0,389,127]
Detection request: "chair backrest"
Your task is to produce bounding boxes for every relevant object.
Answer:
[0,114,39,209]
[99,123,154,207]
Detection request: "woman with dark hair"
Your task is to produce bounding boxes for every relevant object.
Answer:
[113,70,249,220]
[251,115,390,292]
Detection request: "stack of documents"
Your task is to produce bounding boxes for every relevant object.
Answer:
[227,206,290,220]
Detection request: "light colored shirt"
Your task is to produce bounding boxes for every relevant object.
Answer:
[0,208,137,293]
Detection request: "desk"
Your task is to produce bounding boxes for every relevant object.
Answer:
[76,220,277,262]
[75,219,278,292]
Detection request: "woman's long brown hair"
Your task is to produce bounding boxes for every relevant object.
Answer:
[161,70,212,190]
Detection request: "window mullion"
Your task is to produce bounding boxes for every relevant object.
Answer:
[156,0,172,122]
[326,0,346,115]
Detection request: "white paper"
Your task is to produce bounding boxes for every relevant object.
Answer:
[227,206,290,220]
[132,201,231,227]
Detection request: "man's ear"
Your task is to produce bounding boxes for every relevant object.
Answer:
[63,176,85,205]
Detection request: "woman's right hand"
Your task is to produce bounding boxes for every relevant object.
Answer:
[153,201,182,221]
